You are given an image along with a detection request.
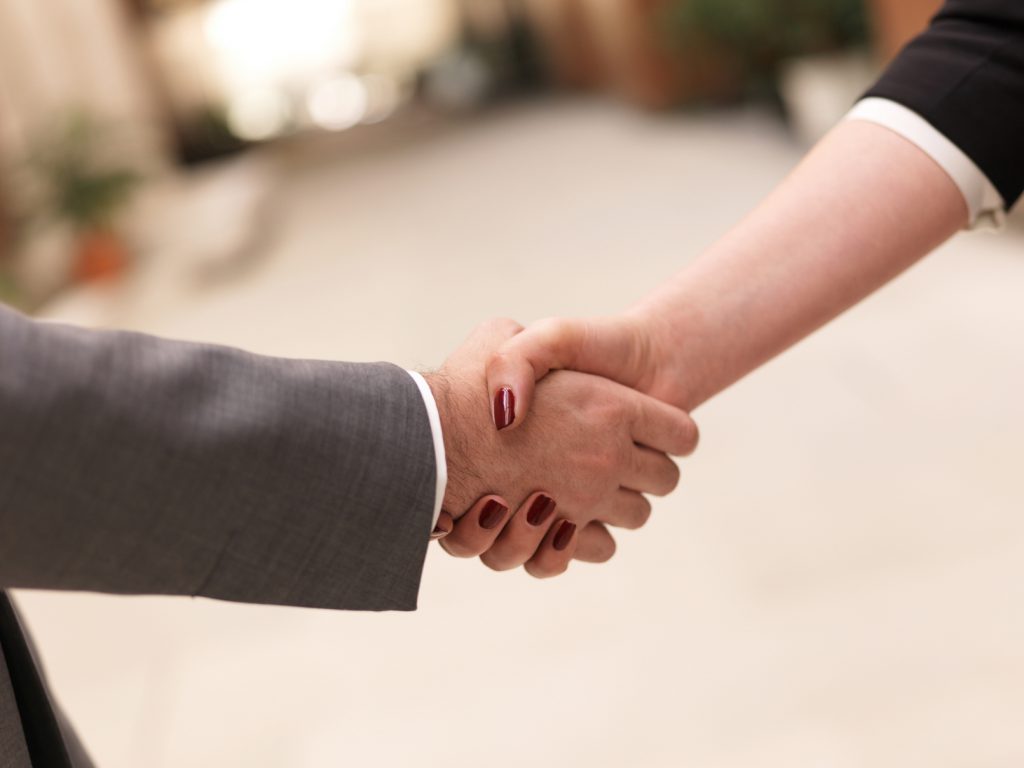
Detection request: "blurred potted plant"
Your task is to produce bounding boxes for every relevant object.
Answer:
[0,183,15,304]
[0,255,16,306]
[864,0,941,62]
[523,0,608,90]
[23,112,142,282]
[666,0,868,101]
[577,0,745,108]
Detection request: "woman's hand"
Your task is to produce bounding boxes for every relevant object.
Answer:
[483,312,683,432]
[429,317,698,578]
[433,496,620,578]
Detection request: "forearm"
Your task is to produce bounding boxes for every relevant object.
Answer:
[0,305,436,609]
[630,120,967,412]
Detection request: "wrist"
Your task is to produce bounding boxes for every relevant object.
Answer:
[422,370,484,518]
[624,294,708,412]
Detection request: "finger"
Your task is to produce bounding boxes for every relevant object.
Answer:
[485,316,643,432]
[524,519,578,579]
[439,496,511,558]
[593,489,652,531]
[573,521,617,563]
[621,446,681,497]
[627,388,700,457]
[464,317,524,353]
[445,318,524,373]
[430,510,454,540]
[480,492,559,571]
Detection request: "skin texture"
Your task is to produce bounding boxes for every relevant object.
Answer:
[425,319,698,578]
[467,120,969,567]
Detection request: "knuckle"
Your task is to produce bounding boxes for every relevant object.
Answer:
[620,496,652,529]
[486,349,511,374]
[525,558,567,580]
[523,560,548,579]
[576,485,605,509]
[486,347,531,383]
[533,316,567,337]
[481,537,536,572]
[533,317,580,356]
[601,448,621,475]
[480,551,517,572]
[582,450,613,481]
[615,440,634,469]
[583,533,616,563]
[596,535,617,562]
[658,460,681,496]
[441,538,480,559]
[667,460,682,490]
[631,394,646,429]
[488,317,525,337]
[633,500,653,528]
[627,445,646,478]
[677,417,700,456]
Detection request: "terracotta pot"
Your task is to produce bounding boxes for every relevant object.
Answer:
[522,0,608,89]
[523,0,741,107]
[0,183,11,265]
[866,0,943,62]
[74,228,130,282]
[579,0,742,109]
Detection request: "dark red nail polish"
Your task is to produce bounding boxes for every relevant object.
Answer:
[493,387,515,430]
[526,495,556,526]
[552,521,577,551]
[478,499,509,530]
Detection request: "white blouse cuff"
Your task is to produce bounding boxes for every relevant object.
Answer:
[847,97,1006,230]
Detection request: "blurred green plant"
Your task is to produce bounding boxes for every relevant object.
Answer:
[21,111,143,233]
[0,267,18,305]
[665,0,868,96]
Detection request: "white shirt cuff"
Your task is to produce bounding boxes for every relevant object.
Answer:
[846,97,1006,231]
[406,370,447,532]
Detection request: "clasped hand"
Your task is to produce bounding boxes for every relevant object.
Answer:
[425,317,696,578]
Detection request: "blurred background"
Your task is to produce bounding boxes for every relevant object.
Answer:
[3,0,1024,766]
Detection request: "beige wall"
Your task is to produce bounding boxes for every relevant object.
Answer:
[0,0,168,166]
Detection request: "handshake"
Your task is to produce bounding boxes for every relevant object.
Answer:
[423,314,699,579]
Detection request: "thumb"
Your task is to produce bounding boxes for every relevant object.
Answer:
[430,510,455,540]
[485,316,647,431]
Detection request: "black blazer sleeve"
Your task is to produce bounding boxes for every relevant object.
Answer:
[865,0,1024,209]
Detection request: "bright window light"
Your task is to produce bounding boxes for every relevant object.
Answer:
[306,75,368,131]
[204,0,360,90]
[226,88,290,140]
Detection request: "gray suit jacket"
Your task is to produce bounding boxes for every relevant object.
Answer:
[0,304,438,766]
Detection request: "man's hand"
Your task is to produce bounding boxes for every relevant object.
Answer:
[425,319,697,578]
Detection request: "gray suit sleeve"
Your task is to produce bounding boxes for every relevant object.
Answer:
[0,304,437,611]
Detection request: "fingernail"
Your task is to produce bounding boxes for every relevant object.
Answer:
[493,387,515,431]
[430,518,452,540]
[552,521,577,551]
[478,499,509,530]
[526,494,556,526]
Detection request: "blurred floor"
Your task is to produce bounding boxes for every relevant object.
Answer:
[17,97,1024,767]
